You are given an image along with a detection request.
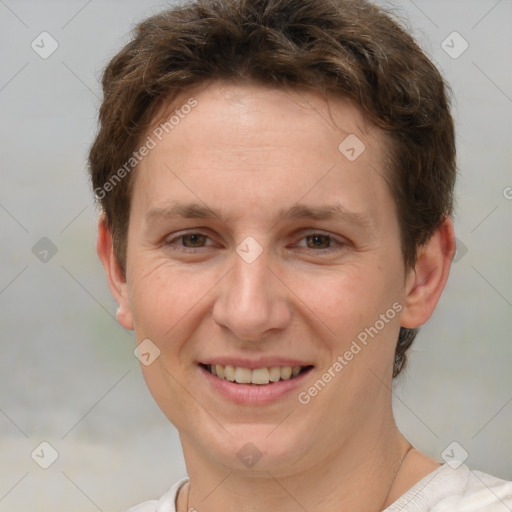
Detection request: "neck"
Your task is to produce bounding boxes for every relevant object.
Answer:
[179,413,411,512]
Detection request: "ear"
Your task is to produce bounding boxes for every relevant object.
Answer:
[96,215,134,330]
[400,217,456,329]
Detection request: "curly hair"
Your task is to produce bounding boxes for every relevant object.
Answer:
[88,0,456,377]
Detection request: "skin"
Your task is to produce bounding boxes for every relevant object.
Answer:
[98,81,456,512]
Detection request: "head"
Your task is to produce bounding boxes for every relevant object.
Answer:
[90,0,456,474]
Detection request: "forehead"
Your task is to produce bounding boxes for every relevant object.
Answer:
[150,81,381,158]
[132,81,394,227]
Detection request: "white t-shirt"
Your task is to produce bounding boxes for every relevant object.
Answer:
[127,463,512,512]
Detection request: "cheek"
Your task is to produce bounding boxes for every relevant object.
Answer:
[295,261,404,372]
[290,264,388,335]
[128,261,202,339]
[311,273,367,335]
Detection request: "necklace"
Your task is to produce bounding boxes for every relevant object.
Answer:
[378,443,414,511]
[183,443,414,512]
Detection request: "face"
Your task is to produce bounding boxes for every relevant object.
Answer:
[100,81,443,476]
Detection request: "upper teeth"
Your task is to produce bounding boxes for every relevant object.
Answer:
[208,364,303,385]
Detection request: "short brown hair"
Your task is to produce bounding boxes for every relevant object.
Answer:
[88,0,456,377]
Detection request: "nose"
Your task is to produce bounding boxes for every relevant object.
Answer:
[212,245,291,342]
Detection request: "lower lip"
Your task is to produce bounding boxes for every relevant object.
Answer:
[198,365,313,405]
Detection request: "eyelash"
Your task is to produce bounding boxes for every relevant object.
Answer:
[164,231,345,254]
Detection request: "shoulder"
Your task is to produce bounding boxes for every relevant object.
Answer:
[125,478,189,512]
[432,466,512,511]
[387,463,512,512]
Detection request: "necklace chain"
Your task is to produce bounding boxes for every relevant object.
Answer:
[378,442,413,511]
[183,443,413,512]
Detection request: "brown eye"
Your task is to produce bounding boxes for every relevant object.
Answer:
[305,234,332,249]
[294,232,346,254]
[181,234,208,247]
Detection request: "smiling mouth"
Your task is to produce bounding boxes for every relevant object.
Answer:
[200,363,314,385]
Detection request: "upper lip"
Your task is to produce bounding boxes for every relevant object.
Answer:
[198,357,314,370]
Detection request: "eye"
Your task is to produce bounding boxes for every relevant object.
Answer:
[164,232,214,251]
[180,233,209,248]
[295,233,345,252]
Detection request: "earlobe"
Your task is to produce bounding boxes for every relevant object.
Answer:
[96,215,134,331]
[400,217,456,329]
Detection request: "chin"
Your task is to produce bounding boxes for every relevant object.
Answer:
[182,420,315,476]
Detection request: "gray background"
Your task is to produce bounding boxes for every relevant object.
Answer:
[1,0,511,510]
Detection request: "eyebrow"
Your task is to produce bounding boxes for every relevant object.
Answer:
[145,201,373,229]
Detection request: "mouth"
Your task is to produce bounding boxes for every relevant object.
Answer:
[199,363,314,385]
